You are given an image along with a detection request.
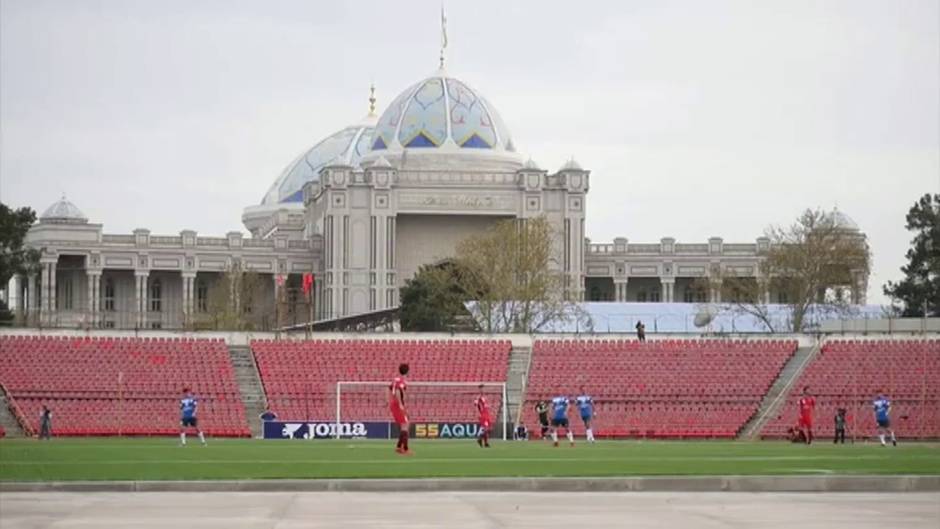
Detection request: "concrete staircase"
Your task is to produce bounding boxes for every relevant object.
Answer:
[739,340,821,440]
[505,345,533,427]
[0,392,26,437]
[228,344,267,438]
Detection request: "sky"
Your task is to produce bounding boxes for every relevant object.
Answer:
[1,0,938,305]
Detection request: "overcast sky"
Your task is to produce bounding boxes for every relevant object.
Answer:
[1,0,938,305]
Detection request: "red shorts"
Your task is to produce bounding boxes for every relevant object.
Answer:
[798,416,813,429]
[479,417,491,431]
[390,403,408,426]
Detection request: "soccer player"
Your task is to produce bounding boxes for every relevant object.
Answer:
[389,363,410,455]
[833,408,847,444]
[550,395,575,447]
[873,392,897,447]
[474,384,491,448]
[797,386,815,445]
[179,388,206,446]
[576,388,596,443]
[535,400,550,439]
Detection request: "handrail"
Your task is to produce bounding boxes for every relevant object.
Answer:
[0,382,34,436]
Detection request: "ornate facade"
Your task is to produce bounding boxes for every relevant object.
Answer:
[9,66,868,330]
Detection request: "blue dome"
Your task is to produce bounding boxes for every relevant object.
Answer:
[371,70,515,153]
[261,120,374,205]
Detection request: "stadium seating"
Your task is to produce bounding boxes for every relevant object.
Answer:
[761,338,940,440]
[0,336,249,437]
[252,339,512,423]
[522,338,798,438]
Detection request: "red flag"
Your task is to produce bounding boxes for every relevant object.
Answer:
[302,273,314,295]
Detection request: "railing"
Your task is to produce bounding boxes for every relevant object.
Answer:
[675,244,709,254]
[723,244,758,254]
[395,170,519,186]
[244,239,275,248]
[196,237,227,246]
[150,236,182,246]
[628,244,661,254]
[102,234,135,244]
[588,244,614,254]
[0,382,34,436]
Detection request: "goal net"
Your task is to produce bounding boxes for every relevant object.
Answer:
[335,381,508,440]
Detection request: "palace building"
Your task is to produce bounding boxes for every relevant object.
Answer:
[9,56,868,330]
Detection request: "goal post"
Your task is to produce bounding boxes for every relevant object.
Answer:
[335,381,509,441]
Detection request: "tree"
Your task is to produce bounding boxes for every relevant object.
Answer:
[884,193,940,317]
[0,203,40,290]
[400,261,474,332]
[0,203,40,323]
[705,209,871,332]
[455,216,592,333]
[203,261,266,330]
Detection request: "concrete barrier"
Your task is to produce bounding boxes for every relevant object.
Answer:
[2,475,938,493]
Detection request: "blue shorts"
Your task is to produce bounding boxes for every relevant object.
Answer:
[581,413,592,423]
[181,417,198,428]
[876,417,890,428]
[551,417,569,428]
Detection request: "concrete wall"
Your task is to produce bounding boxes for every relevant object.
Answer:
[395,214,508,287]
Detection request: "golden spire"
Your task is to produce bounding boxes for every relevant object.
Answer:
[368,84,377,116]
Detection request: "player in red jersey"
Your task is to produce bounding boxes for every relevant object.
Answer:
[389,363,410,455]
[474,384,491,448]
[797,386,816,445]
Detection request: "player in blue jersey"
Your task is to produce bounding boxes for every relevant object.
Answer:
[550,395,575,447]
[179,388,207,446]
[873,392,897,447]
[576,387,596,443]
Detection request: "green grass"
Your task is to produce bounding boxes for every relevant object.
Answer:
[1,438,938,481]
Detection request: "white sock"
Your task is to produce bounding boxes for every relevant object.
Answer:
[890,432,896,443]
[566,431,574,444]
[587,429,594,442]
[180,433,186,445]
[198,432,206,445]
[551,431,558,443]
[879,434,885,445]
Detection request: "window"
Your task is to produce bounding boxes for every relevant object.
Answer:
[103,320,115,329]
[104,278,115,311]
[149,279,162,312]
[650,291,661,302]
[150,322,162,330]
[684,288,707,303]
[196,280,208,313]
[61,279,73,310]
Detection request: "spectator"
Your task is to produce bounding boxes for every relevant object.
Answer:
[635,321,646,342]
[514,424,528,441]
[833,408,847,444]
[39,405,52,440]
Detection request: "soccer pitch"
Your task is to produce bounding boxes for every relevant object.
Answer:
[1,439,939,481]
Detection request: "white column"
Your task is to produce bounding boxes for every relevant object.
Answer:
[40,264,50,321]
[27,273,37,323]
[85,270,94,324]
[92,274,101,327]
[134,274,142,327]
[49,261,57,321]
[141,273,150,327]
[11,274,23,315]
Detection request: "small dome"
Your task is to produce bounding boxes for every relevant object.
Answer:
[370,69,515,153]
[523,157,541,170]
[261,118,375,206]
[560,157,582,171]
[832,208,859,231]
[41,195,88,224]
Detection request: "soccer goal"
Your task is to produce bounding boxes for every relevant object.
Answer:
[335,381,509,440]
